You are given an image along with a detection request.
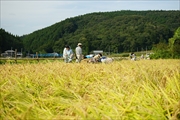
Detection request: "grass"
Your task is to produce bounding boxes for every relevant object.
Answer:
[0,59,180,119]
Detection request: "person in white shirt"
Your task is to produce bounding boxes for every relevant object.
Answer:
[75,43,82,63]
[63,45,74,63]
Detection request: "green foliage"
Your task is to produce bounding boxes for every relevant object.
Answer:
[151,27,180,59]
[150,50,171,59]
[0,60,6,64]
[151,43,171,59]
[169,27,180,58]
[0,28,23,54]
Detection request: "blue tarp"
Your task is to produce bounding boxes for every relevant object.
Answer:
[30,53,63,58]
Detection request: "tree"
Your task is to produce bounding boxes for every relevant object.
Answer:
[169,27,180,58]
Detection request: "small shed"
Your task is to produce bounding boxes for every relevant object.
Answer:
[5,50,15,57]
[1,50,15,57]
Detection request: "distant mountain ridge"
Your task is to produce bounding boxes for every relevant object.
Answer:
[1,10,180,55]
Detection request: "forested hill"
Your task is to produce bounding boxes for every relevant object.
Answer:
[0,29,23,54]
[10,11,180,54]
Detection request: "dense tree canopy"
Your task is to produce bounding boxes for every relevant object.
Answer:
[0,29,23,54]
[1,10,180,56]
[150,27,180,59]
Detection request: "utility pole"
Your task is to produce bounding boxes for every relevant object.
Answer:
[109,46,110,55]
[11,47,12,57]
[21,48,23,57]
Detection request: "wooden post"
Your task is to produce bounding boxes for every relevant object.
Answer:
[53,53,56,60]
[15,49,17,63]
[36,52,39,62]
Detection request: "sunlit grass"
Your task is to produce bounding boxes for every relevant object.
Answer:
[0,59,180,119]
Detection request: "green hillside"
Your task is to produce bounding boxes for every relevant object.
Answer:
[22,10,180,55]
[1,10,180,56]
[0,29,23,54]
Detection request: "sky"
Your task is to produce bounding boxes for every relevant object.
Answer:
[1,0,180,36]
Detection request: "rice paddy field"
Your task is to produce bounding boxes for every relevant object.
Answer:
[0,59,180,120]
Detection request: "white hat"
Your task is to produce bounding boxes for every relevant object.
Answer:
[78,43,82,46]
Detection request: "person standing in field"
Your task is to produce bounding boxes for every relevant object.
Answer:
[75,43,83,63]
[129,52,133,60]
[131,53,136,61]
[63,45,74,63]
